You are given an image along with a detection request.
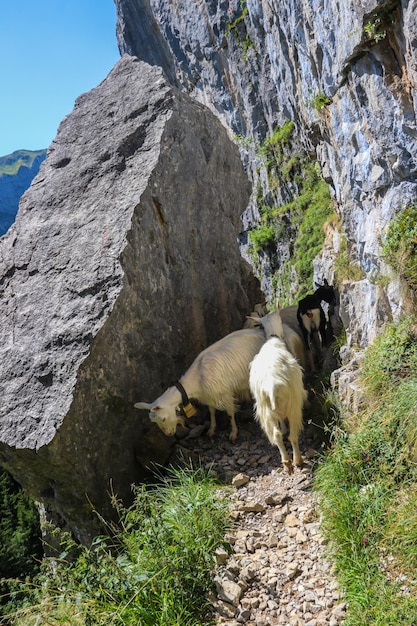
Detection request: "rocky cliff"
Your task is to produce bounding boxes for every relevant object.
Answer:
[0,150,46,236]
[0,55,261,543]
[115,0,417,352]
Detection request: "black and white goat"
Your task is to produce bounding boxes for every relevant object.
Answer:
[297,280,336,355]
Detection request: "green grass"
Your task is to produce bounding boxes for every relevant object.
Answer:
[314,316,417,624]
[333,234,365,283]
[259,120,295,167]
[382,204,417,292]
[1,466,231,626]
[0,150,46,176]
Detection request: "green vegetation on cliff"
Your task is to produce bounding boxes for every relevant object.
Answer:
[247,122,333,304]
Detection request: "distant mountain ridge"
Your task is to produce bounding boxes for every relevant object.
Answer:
[0,149,46,236]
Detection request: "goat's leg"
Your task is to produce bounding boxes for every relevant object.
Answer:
[302,325,311,350]
[288,431,303,468]
[228,412,238,443]
[208,407,217,438]
[319,309,327,346]
[270,423,293,474]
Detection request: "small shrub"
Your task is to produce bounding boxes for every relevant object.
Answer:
[310,92,331,111]
[247,124,333,303]
[363,3,397,44]
[292,167,333,291]
[225,0,249,41]
[259,120,295,166]
[249,223,276,252]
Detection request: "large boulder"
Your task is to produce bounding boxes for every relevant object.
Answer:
[0,55,261,544]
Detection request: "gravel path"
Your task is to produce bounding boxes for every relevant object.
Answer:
[177,410,347,625]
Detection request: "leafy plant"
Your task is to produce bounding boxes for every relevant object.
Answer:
[363,2,397,44]
[249,223,276,252]
[260,120,295,164]
[269,161,333,301]
[292,165,334,292]
[362,316,417,397]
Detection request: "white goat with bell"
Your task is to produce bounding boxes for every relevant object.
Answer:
[135,327,266,442]
[248,303,308,474]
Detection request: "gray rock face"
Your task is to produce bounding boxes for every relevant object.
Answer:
[0,55,261,543]
[114,0,417,349]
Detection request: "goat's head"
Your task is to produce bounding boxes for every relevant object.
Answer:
[134,400,185,436]
[247,300,284,339]
[314,279,336,305]
[298,294,321,315]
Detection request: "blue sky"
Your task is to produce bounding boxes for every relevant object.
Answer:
[0,1,120,157]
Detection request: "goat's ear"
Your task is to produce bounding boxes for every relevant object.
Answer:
[134,402,160,411]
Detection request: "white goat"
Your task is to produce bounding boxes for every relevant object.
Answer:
[280,305,314,373]
[248,305,308,474]
[135,327,266,442]
[246,304,309,371]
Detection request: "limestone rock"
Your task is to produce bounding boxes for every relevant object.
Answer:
[215,577,243,607]
[115,0,417,349]
[232,472,250,487]
[0,55,261,543]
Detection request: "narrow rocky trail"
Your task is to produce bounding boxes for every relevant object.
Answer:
[178,412,347,625]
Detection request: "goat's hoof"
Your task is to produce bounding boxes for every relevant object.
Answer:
[294,457,304,468]
[283,460,294,475]
[208,430,216,439]
[229,434,238,444]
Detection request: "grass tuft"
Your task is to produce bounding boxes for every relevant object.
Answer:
[2,466,231,626]
[382,204,417,292]
[314,314,417,624]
